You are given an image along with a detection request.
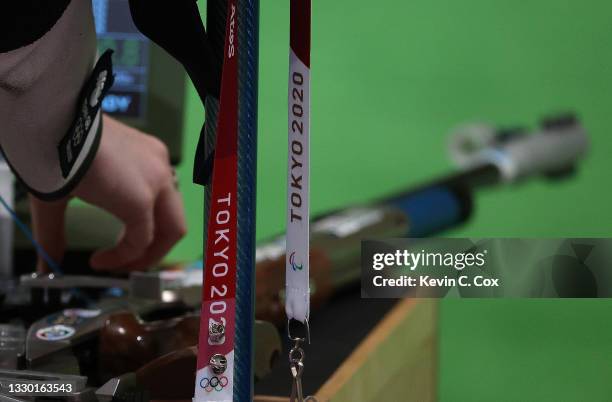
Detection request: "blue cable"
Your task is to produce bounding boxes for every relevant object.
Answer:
[0,194,63,274]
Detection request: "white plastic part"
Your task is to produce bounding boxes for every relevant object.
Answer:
[486,124,588,182]
[447,123,497,168]
[448,122,589,183]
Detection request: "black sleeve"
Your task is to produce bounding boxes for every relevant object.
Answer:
[0,1,70,53]
[0,0,106,200]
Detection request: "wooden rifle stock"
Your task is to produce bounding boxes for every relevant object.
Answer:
[98,311,199,380]
[98,312,281,384]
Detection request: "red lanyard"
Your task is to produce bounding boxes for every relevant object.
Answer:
[194,1,239,401]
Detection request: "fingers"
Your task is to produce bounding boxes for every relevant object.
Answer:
[75,117,186,272]
[91,184,186,272]
[90,192,155,270]
[28,195,69,273]
[122,184,187,271]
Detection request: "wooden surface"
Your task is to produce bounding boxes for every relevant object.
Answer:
[155,299,437,402]
[256,298,438,402]
[253,397,289,402]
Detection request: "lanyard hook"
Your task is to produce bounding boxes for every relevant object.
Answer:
[287,318,311,344]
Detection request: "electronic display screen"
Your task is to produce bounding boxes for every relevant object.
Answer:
[92,0,150,120]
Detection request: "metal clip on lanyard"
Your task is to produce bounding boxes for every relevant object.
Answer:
[288,337,317,402]
[286,1,315,401]
[289,337,305,402]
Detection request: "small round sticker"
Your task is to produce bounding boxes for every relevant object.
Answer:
[36,325,75,341]
[63,308,101,318]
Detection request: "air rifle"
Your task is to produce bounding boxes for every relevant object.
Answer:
[255,114,588,324]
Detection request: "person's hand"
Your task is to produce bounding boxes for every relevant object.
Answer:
[29,114,187,273]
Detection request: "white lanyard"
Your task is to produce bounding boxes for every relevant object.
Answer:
[286,0,311,330]
[286,2,313,401]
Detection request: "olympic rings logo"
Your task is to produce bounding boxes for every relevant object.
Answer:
[200,376,229,392]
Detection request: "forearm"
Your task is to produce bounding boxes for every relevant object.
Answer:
[0,0,103,200]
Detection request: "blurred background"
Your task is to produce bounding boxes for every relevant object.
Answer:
[168,1,611,400]
[174,0,612,259]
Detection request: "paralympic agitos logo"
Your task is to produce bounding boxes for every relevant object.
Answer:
[289,251,303,271]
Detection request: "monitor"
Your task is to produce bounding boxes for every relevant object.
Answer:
[92,0,186,164]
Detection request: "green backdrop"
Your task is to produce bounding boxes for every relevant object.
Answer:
[169,1,612,400]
